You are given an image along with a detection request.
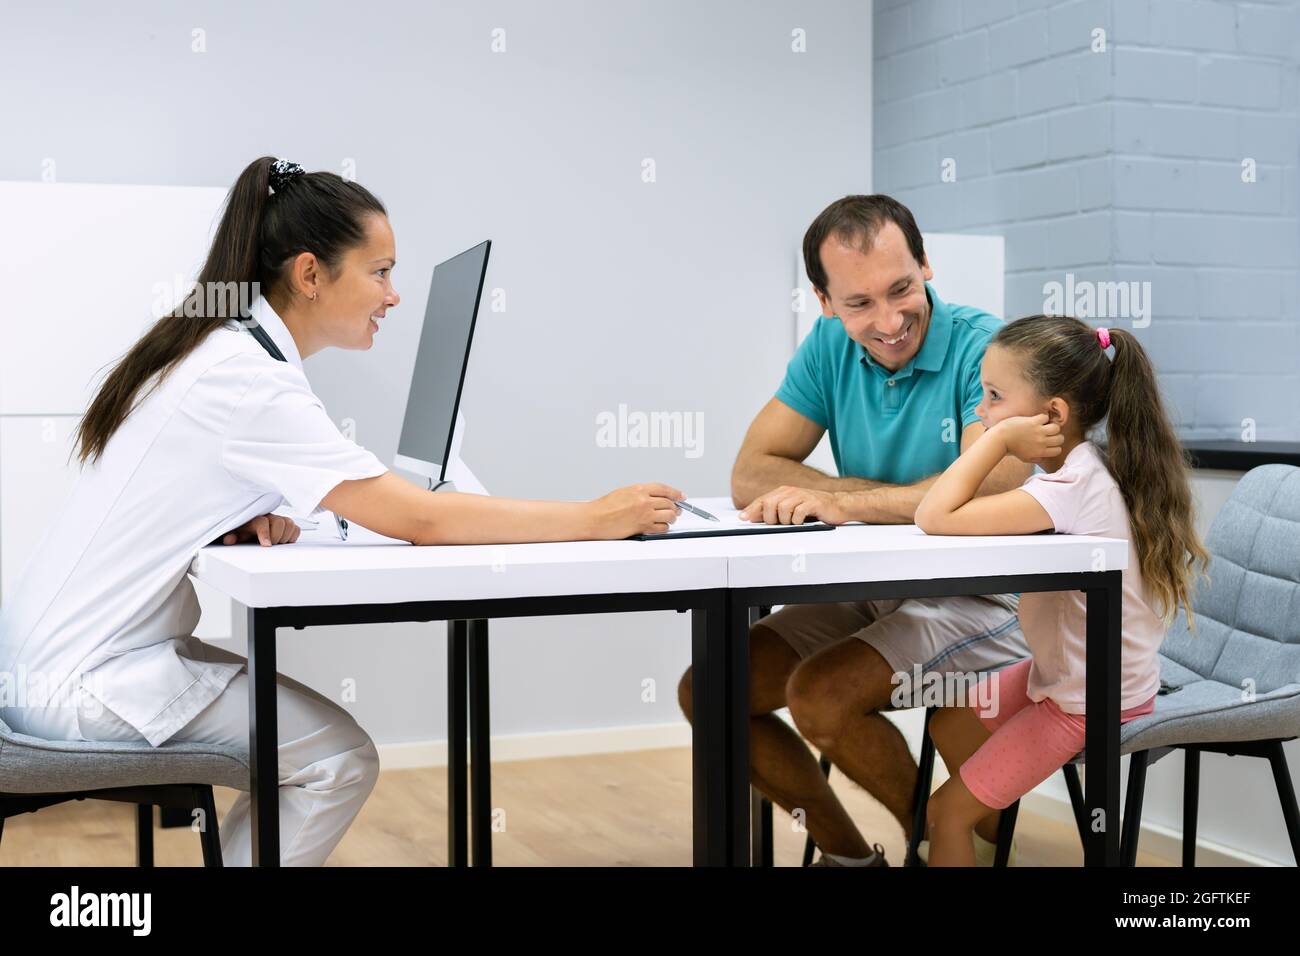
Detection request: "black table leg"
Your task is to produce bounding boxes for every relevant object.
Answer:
[468,618,492,866]
[447,620,469,867]
[727,597,752,865]
[1084,570,1122,866]
[247,607,279,867]
[690,590,750,866]
[691,591,728,865]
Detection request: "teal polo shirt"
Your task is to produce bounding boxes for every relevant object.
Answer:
[775,283,1002,486]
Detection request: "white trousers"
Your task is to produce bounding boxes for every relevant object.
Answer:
[18,640,380,867]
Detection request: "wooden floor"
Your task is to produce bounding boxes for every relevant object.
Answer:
[0,746,1172,866]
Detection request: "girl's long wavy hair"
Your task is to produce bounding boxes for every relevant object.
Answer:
[73,156,386,467]
[994,314,1209,629]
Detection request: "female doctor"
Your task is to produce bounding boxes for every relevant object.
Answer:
[0,156,683,866]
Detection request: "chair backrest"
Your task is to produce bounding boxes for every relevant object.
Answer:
[1161,464,1300,694]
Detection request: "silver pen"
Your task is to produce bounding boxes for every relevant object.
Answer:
[674,499,719,521]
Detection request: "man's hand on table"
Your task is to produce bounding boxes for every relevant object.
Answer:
[738,486,858,526]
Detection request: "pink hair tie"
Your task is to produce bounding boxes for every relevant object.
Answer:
[1096,326,1111,349]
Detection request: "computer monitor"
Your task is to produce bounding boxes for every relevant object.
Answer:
[393,239,491,484]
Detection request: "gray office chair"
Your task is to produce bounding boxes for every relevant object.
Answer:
[0,714,249,866]
[1109,463,1300,865]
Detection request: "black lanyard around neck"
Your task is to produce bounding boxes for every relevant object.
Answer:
[234,309,349,538]
[241,312,287,362]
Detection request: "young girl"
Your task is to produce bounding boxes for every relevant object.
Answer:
[913,314,1208,867]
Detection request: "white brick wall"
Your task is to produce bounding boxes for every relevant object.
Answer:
[874,0,1300,440]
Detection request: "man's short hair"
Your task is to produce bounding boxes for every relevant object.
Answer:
[802,195,926,295]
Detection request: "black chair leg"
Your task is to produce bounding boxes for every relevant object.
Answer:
[1265,741,1300,866]
[1182,747,1200,867]
[1121,751,1149,866]
[1061,761,1089,847]
[801,755,832,866]
[135,803,154,867]
[159,805,191,828]
[194,786,224,868]
[905,707,938,867]
[993,800,1019,866]
[751,788,773,867]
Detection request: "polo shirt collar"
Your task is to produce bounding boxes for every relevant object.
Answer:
[858,281,953,377]
[912,282,953,372]
[247,294,305,372]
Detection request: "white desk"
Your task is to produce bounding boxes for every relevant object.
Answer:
[190,498,1128,867]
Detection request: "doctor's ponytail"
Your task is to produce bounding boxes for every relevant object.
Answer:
[74,156,386,467]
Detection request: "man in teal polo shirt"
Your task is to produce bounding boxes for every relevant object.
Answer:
[677,195,1033,867]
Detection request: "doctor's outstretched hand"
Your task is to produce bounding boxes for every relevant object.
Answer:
[587,483,684,538]
[214,513,301,547]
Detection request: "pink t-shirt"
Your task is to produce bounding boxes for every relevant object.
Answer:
[1016,440,1164,714]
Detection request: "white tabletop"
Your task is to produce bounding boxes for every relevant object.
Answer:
[722,522,1127,588]
[188,523,732,608]
[686,497,1128,589]
[188,496,1127,607]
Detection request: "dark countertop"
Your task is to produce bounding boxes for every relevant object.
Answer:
[1183,441,1300,471]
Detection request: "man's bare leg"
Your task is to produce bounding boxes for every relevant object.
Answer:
[785,640,927,845]
[677,624,872,859]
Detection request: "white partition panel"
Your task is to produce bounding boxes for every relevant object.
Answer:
[0,416,82,603]
[0,181,227,415]
[0,181,232,638]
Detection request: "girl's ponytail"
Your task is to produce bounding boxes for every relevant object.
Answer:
[1102,327,1209,628]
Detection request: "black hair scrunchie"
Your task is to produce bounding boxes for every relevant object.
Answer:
[268,158,305,194]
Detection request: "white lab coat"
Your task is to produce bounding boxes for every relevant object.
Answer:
[0,295,388,747]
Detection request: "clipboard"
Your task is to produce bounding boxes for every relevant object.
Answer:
[629,497,837,541]
[632,521,835,541]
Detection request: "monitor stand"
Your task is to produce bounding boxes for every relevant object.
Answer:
[431,410,488,496]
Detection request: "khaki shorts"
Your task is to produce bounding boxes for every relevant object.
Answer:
[757,593,1028,705]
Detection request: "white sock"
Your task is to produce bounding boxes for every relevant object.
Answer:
[918,833,1013,866]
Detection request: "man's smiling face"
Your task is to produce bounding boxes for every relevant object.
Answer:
[814,220,934,373]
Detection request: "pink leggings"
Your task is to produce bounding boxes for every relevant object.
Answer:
[958,658,1155,810]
